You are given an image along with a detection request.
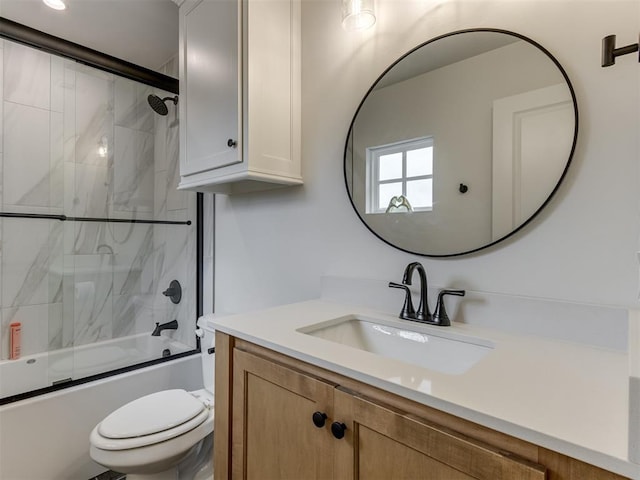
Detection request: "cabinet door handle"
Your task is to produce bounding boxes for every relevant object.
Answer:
[312,411,328,428]
[227,139,237,148]
[331,421,347,439]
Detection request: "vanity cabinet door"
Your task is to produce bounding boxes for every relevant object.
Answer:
[332,388,546,480]
[231,350,335,479]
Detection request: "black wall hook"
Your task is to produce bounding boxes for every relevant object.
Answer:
[602,34,639,67]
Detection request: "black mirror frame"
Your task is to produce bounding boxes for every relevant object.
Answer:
[343,28,579,257]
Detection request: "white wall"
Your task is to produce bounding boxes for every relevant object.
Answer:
[215,0,640,315]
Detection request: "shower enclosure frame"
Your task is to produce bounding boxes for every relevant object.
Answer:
[0,17,206,405]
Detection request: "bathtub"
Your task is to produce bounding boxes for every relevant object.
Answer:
[0,333,193,399]
[0,350,202,480]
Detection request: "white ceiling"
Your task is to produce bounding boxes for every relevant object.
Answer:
[1,0,178,73]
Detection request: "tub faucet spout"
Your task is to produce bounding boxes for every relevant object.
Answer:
[152,319,178,336]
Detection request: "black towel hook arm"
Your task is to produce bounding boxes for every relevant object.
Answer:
[601,34,639,67]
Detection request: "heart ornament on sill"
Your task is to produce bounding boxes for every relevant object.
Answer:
[385,195,413,213]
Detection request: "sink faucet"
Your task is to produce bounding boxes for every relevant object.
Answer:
[403,261,431,322]
[152,319,178,336]
[389,262,465,326]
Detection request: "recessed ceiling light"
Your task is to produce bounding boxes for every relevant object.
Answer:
[43,0,67,10]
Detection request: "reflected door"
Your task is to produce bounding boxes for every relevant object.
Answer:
[492,84,574,240]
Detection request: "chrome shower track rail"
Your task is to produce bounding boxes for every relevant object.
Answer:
[0,212,192,225]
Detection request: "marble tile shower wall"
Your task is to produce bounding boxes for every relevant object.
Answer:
[0,40,197,361]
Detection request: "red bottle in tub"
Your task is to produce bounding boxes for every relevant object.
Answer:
[9,322,21,360]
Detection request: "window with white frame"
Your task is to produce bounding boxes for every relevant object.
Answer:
[366,137,434,214]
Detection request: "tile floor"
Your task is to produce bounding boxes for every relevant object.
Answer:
[89,470,125,480]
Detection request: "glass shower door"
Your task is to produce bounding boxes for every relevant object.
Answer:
[1,38,198,402]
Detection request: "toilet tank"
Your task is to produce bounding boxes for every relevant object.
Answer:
[198,318,216,394]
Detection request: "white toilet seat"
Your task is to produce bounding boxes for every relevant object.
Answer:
[91,389,213,451]
[91,408,210,450]
[100,389,205,439]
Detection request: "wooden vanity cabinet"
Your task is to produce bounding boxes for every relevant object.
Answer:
[214,332,630,480]
[178,0,302,194]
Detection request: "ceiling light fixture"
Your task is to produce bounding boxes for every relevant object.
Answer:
[342,0,376,31]
[43,0,67,11]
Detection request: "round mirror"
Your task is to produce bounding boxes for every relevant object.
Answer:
[344,29,578,257]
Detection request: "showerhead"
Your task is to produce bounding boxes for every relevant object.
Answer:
[147,94,178,116]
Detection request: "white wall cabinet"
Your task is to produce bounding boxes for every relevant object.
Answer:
[178,0,302,194]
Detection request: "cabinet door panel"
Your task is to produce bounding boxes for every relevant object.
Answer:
[357,425,474,479]
[232,350,335,480]
[180,0,241,177]
[333,389,546,480]
[247,0,297,171]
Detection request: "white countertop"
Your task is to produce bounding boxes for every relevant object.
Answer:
[205,299,640,479]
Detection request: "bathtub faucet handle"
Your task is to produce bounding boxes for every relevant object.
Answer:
[162,280,182,304]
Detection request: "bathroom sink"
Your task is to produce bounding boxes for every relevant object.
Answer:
[298,315,494,375]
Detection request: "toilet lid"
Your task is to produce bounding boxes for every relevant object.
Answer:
[98,389,205,439]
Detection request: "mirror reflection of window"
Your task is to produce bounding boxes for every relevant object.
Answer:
[366,137,434,214]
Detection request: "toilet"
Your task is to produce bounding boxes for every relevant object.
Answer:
[89,319,215,480]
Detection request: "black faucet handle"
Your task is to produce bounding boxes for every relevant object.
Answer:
[433,289,466,326]
[388,282,416,320]
[162,280,182,304]
[440,289,465,297]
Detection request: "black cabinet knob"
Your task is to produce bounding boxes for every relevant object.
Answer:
[331,421,347,439]
[227,139,237,148]
[312,411,327,428]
